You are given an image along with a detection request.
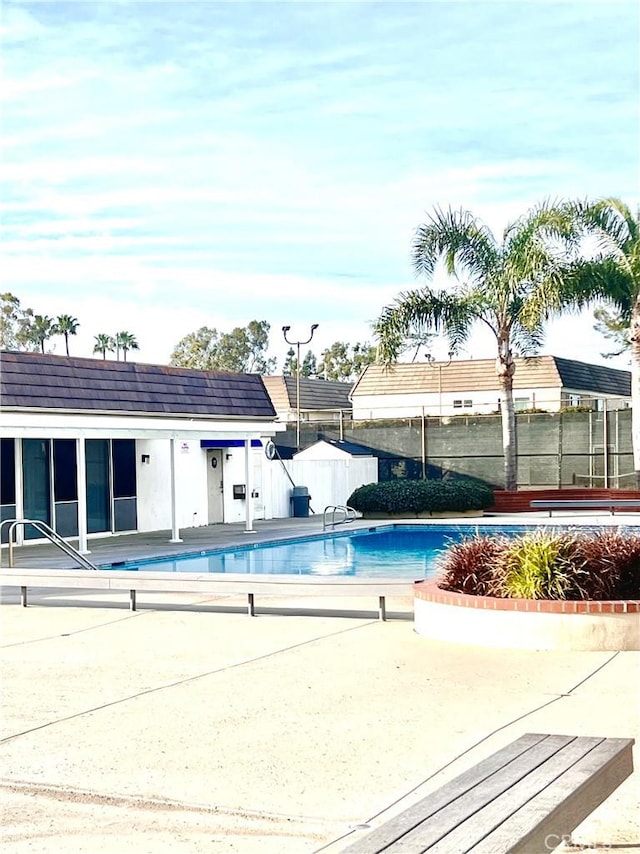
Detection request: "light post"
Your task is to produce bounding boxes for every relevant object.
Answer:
[426,352,453,417]
[282,323,318,450]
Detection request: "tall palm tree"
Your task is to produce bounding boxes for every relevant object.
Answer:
[375,203,579,491]
[93,333,115,359]
[566,198,640,485]
[115,331,139,362]
[31,314,55,354]
[53,314,79,356]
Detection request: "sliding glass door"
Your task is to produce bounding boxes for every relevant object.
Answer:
[22,439,51,539]
[85,439,111,534]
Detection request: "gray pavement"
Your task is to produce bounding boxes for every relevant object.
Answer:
[1,514,639,852]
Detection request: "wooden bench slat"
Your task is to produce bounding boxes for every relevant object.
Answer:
[475,737,634,853]
[342,734,551,853]
[529,499,640,516]
[416,736,606,853]
[530,500,640,507]
[382,736,595,852]
[343,735,634,853]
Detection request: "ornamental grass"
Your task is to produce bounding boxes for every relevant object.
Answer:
[437,529,640,600]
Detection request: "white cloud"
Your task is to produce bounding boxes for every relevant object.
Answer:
[0,5,45,43]
[2,0,637,372]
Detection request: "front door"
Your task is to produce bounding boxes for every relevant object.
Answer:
[252,456,265,520]
[206,449,224,524]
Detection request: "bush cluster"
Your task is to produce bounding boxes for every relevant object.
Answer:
[347,478,494,516]
[438,529,640,600]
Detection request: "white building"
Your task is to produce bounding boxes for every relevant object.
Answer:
[350,356,632,420]
[0,351,285,549]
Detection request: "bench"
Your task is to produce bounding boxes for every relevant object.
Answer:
[530,499,640,517]
[343,733,634,853]
[0,567,412,621]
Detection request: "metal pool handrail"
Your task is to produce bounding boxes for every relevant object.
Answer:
[322,505,358,530]
[1,519,98,570]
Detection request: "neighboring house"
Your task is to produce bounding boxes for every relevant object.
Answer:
[0,351,283,548]
[262,375,353,424]
[350,356,631,420]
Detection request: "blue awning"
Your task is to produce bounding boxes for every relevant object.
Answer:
[200,439,263,449]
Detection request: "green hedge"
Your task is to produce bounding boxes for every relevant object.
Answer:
[347,478,494,516]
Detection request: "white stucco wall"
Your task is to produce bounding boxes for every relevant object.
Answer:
[136,439,209,532]
[137,444,376,531]
[351,387,567,419]
[219,448,266,524]
[137,443,270,530]
[352,387,630,420]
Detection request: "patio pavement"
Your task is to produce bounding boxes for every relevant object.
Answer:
[1,514,639,852]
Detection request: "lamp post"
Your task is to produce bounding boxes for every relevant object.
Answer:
[426,352,453,417]
[282,324,319,450]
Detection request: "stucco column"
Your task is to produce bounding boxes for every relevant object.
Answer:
[14,439,24,546]
[76,437,89,554]
[169,438,183,543]
[244,438,255,533]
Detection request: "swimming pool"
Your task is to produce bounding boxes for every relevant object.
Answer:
[112,524,538,579]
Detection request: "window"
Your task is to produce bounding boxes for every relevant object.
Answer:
[515,397,531,412]
[463,399,472,409]
[453,399,463,409]
[112,439,136,498]
[53,439,78,501]
[0,439,15,505]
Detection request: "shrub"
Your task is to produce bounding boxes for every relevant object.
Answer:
[569,529,640,600]
[438,535,507,596]
[437,528,640,600]
[347,478,494,516]
[493,531,585,600]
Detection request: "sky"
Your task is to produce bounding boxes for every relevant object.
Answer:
[2,0,638,371]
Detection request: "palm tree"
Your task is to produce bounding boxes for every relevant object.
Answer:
[93,333,115,359]
[375,203,579,491]
[53,314,79,356]
[566,198,640,485]
[115,331,139,362]
[31,314,55,354]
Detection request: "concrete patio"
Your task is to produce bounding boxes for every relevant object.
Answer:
[1,516,639,852]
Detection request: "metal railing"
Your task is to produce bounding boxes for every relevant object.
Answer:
[1,519,98,570]
[322,505,358,531]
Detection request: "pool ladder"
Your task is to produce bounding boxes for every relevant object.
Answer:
[322,505,358,531]
[1,519,98,570]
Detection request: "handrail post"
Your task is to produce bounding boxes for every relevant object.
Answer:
[1,519,98,570]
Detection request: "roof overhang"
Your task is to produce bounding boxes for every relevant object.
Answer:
[0,411,285,441]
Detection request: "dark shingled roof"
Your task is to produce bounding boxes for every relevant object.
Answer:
[262,375,353,411]
[553,356,631,398]
[0,351,277,419]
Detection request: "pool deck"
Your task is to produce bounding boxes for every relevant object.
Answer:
[1,513,639,852]
[3,509,639,571]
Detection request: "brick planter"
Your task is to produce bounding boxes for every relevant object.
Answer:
[414,579,640,651]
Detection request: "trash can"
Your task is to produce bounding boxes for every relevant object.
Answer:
[290,485,311,518]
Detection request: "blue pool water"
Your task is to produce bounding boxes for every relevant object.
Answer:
[112,524,537,579]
